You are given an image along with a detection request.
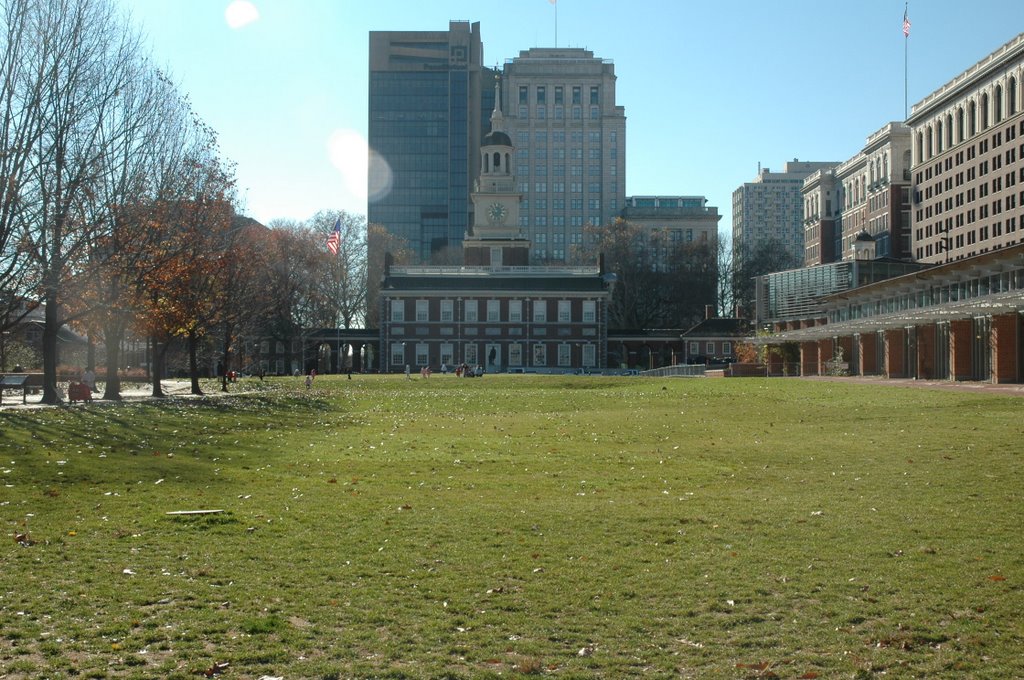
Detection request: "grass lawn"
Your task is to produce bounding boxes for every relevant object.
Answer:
[1,374,1022,679]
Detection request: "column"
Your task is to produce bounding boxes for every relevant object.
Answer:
[800,341,819,376]
[990,313,1019,383]
[817,337,835,374]
[949,318,973,381]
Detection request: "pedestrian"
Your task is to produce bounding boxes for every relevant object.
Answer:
[405,364,411,380]
[305,371,313,389]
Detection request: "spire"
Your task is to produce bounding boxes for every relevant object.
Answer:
[490,69,504,132]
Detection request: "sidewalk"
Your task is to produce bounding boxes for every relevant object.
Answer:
[0,380,219,410]
[802,374,1024,397]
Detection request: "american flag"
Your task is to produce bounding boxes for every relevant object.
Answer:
[325,217,341,255]
[903,9,911,38]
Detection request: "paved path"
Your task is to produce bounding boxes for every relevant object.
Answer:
[0,380,224,409]
[801,374,1024,397]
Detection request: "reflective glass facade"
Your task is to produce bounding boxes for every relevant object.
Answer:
[368,23,490,263]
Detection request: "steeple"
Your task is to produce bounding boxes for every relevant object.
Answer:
[465,68,527,266]
[489,69,505,132]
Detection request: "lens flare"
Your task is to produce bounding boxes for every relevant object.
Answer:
[224,1,259,29]
[328,129,392,203]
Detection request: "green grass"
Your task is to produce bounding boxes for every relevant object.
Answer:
[1,375,1022,679]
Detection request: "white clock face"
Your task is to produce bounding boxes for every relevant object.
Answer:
[488,202,507,224]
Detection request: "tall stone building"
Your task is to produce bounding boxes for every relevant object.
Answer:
[906,33,1024,263]
[500,48,626,263]
[802,124,914,267]
[732,160,838,268]
[367,21,494,263]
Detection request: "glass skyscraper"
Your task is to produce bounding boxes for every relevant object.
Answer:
[368,21,493,263]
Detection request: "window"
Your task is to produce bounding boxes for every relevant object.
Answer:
[572,86,581,104]
[706,342,715,355]
[464,343,477,366]
[533,301,547,323]
[464,299,478,322]
[558,344,572,367]
[390,343,404,367]
[533,344,547,367]
[440,299,453,322]
[558,300,571,322]
[509,343,523,366]
[487,299,500,322]
[582,300,596,322]
[415,343,429,366]
[390,299,404,322]
[536,86,546,103]
[689,341,699,355]
[509,299,523,323]
[590,86,599,105]
[582,344,596,367]
[723,342,732,355]
[519,86,528,104]
[554,86,563,104]
[440,343,453,366]
[415,299,429,321]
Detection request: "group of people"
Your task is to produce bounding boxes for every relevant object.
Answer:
[404,363,484,378]
[453,363,484,378]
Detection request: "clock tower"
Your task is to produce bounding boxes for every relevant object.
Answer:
[465,73,529,266]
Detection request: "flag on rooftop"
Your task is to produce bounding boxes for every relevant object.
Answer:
[326,217,341,255]
[903,8,911,37]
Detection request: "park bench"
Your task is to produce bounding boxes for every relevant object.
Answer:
[0,374,48,405]
[0,374,30,404]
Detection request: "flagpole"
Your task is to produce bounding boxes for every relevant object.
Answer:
[904,2,909,120]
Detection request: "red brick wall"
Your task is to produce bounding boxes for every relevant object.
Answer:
[990,313,1019,384]
[884,328,906,378]
[916,324,936,379]
[949,319,973,381]
[859,334,878,375]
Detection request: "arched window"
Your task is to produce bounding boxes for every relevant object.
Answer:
[1010,77,1018,116]
[968,101,977,136]
[945,113,953,148]
[483,153,489,173]
[493,151,501,169]
[936,120,943,153]
[916,131,924,164]
[994,85,1003,123]
[926,125,933,159]
[981,93,989,130]
[504,153,511,174]
[957,107,965,142]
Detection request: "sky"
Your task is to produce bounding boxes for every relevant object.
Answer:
[121,0,1024,239]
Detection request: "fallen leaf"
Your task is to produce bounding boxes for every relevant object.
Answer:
[988,574,1007,582]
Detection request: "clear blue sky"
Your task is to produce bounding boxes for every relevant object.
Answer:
[122,0,1024,238]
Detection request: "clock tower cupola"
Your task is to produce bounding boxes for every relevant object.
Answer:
[466,72,528,266]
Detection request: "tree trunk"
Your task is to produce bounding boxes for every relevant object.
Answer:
[150,336,165,397]
[188,330,202,395]
[41,289,61,405]
[221,321,233,392]
[101,319,123,400]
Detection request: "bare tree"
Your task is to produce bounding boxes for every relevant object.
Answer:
[365,223,411,328]
[0,0,45,335]
[308,209,368,329]
[11,0,146,403]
